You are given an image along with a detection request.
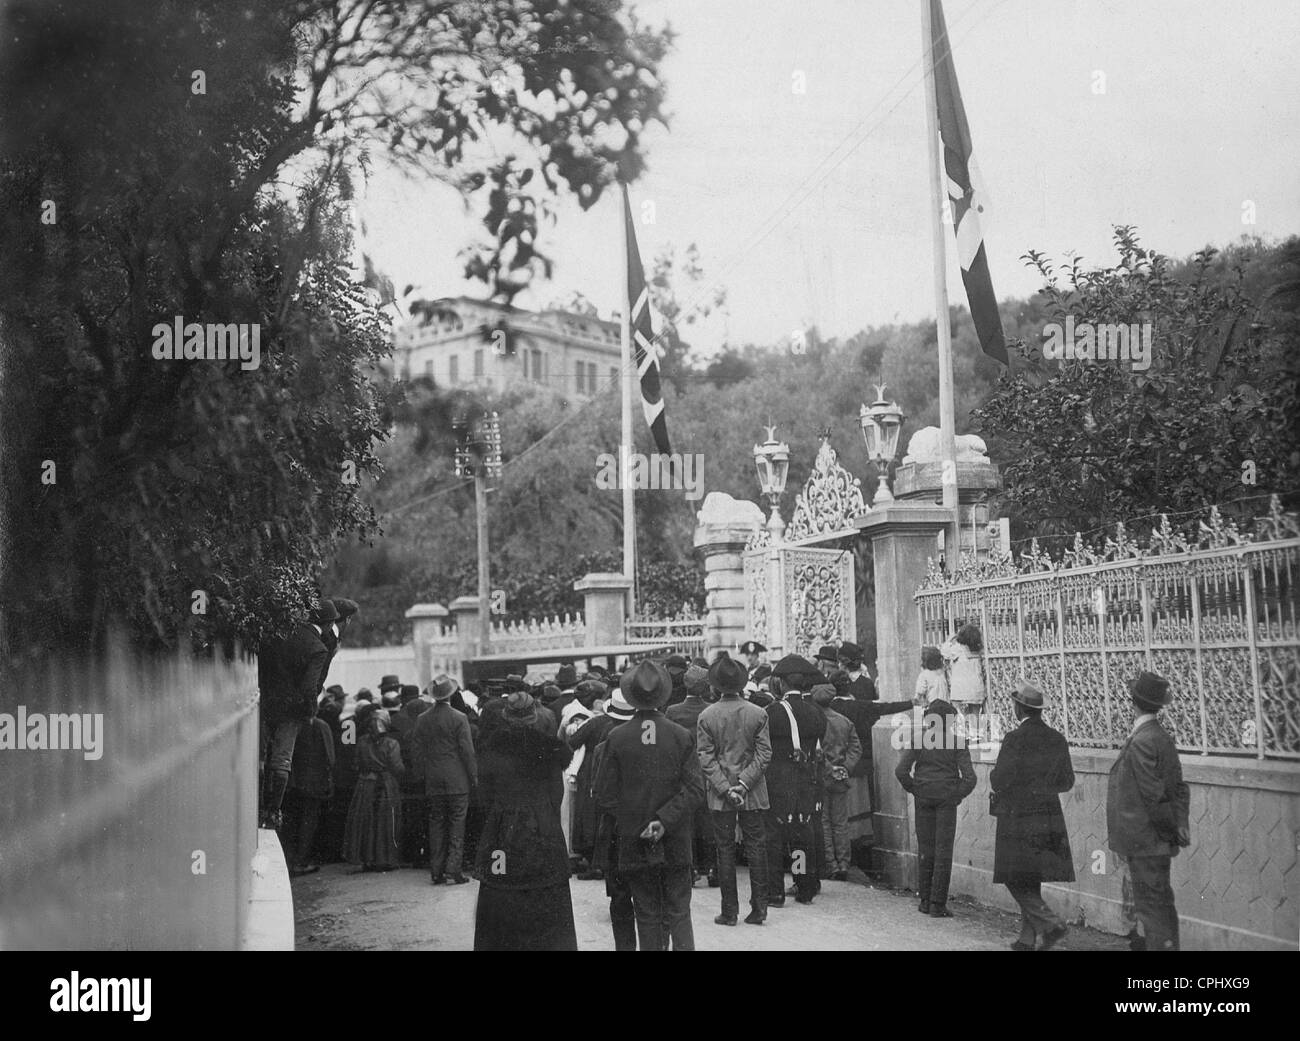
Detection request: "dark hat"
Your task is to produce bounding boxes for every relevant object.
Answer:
[810,684,836,707]
[355,688,374,702]
[1011,678,1045,709]
[399,684,421,703]
[381,690,401,709]
[331,597,360,619]
[738,640,767,655]
[772,654,821,679]
[555,663,579,688]
[752,663,773,683]
[311,599,339,625]
[664,654,689,674]
[708,655,748,695]
[620,660,673,711]
[1130,671,1172,711]
[325,684,345,698]
[378,675,401,693]
[539,683,562,705]
[815,644,840,663]
[837,641,863,662]
[575,679,606,707]
[431,674,458,701]
[503,690,537,727]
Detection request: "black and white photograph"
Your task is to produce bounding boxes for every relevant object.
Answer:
[0,0,1295,1003]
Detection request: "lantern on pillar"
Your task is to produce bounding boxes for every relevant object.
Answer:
[859,383,906,505]
[753,425,791,541]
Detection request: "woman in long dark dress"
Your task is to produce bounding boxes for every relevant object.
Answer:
[473,691,578,951]
[342,709,404,872]
[989,679,1076,950]
[567,692,635,875]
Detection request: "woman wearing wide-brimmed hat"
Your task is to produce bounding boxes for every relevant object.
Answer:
[473,691,578,951]
[342,708,404,872]
[989,679,1076,950]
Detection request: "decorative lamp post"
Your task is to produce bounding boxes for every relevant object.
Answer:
[859,383,906,505]
[753,425,791,541]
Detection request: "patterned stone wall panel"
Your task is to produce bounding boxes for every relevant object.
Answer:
[782,548,854,657]
[1063,652,1110,746]
[742,549,769,649]
[1201,647,1260,753]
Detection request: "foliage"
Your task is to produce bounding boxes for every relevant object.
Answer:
[974,228,1300,538]
[0,0,671,656]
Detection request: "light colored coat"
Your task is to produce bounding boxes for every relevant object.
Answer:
[696,695,772,811]
[941,637,985,705]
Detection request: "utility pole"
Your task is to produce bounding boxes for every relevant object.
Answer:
[456,411,502,656]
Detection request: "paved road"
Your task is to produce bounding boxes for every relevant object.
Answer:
[293,864,1124,951]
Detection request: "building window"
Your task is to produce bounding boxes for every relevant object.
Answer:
[530,349,544,382]
[575,360,586,395]
[424,359,434,380]
[474,349,484,378]
[588,361,600,391]
[448,355,459,384]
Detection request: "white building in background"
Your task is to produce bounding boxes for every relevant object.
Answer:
[389,295,623,398]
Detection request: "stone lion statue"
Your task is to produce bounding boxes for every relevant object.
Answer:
[901,426,989,465]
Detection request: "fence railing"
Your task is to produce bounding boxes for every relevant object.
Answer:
[626,617,707,660]
[915,502,1300,760]
[0,637,259,949]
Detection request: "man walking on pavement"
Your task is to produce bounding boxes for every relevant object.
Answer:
[764,655,827,906]
[412,674,477,885]
[1107,671,1191,951]
[596,660,703,951]
[696,654,772,926]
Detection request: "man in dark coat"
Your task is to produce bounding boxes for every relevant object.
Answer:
[596,660,703,951]
[257,602,332,829]
[666,664,719,888]
[990,679,1076,950]
[1106,671,1190,952]
[391,684,431,865]
[697,655,772,926]
[810,684,863,880]
[739,640,767,681]
[285,713,335,875]
[764,655,827,905]
[550,663,580,721]
[412,675,477,885]
[664,654,690,708]
[318,597,359,691]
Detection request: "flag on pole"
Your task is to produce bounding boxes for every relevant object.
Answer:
[929,0,1007,365]
[621,184,672,455]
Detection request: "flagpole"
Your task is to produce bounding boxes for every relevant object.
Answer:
[921,0,962,572]
[619,185,636,617]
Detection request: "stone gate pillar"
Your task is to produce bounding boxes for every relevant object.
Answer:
[404,602,448,689]
[448,595,481,664]
[574,573,632,647]
[854,501,951,888]
[693,493,764,662]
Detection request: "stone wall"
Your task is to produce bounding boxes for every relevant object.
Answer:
[886,745,1300,950]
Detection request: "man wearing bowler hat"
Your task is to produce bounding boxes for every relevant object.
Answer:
[1106,671,1190,951]
[814,644,840,677]
[697,654,772,925]
[595,660,703,950]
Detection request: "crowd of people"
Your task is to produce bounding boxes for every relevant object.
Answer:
[258,601,1191,952]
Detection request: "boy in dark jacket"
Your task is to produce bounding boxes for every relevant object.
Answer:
[896,696,976,917]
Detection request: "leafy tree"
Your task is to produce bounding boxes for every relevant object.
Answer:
[974,228,1300,539]
[0,0,671,656]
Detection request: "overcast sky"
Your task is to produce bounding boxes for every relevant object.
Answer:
[359,0,1300,356]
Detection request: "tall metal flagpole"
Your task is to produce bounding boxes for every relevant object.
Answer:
[619,186,636,616]
[921,0,962,571]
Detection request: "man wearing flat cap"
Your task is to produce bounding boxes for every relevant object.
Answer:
[764,655,828,905]
[595,660,703,950]
[1106,671,1190,951]
[697,654,772,925]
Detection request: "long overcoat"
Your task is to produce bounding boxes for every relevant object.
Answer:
[989,715,1076,884]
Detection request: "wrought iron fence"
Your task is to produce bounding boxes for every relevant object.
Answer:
[0,637,259,949]
[626,617,707,660]
[915,500,1300,760]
